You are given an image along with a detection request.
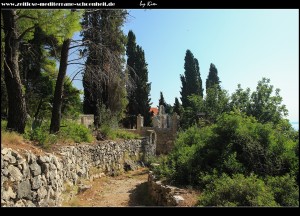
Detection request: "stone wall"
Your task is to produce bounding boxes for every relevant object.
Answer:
[136,113,179,155]
[148,171,184,206]
[154,129,175,155]
[1,139,154,207]
[77,114,94,128]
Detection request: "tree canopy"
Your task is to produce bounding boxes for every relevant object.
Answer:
[180,49,203,109]
[125,30,152,127]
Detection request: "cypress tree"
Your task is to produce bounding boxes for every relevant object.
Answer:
[159,91,166,107]
[173,97,181,116]
[206,63,221,91]
[180,49,203,108]
[125,31,152,127]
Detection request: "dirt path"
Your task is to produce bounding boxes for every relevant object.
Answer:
[63,168,155,207]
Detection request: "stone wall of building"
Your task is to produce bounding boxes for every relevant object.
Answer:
[148,171,184,206]
[77,115,94,128]
[76,106,180,155]
[136,112,179,155]
[154,129,175,155]
[1,139,154,207]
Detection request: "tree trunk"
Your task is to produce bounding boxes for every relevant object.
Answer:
[2,10,27,133]
[50,39,71,133]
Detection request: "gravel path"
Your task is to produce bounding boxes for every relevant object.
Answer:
[63,168,154,207]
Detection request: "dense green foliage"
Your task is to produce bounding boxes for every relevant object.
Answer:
[230,78,288,125]
[199,173,278,206]
[124,30,152,127]
[2,9,82,133]
[180,78,289,130]
[24,120,93,149]
[153,111,299,206]
[180,50,203,109]
[180,86,230,128]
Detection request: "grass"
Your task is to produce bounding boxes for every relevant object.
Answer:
[100,125,141,140]
[22,120,94,149]
[1,130,24,146]
[1,118,141,150]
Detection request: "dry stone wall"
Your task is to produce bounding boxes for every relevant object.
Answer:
[1,139,154,207]
[148,171,185,206]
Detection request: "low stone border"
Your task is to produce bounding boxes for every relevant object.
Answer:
[148,171,185,206]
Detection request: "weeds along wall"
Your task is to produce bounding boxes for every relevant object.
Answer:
[1,139,155,207]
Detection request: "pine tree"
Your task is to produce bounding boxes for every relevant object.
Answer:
[50,10,82,133]
[173,97,181,116]
[2,9,29,133]
[180,49,203,109]
[206,63,221,91]
[19,26,58,121]
[125,31,152,127]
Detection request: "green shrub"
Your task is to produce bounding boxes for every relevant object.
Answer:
[188,112,298,178]
[28,126,47,145]
[24,120,93,148]
[198,173,278,207]
[266,174,299,206]
[150,155,175,182]
[99,125,140,140]
[1,120,7,131]
[24,121,56,149]
[115,130,141,140]
[99,125,116,140]
[59,121,93,143]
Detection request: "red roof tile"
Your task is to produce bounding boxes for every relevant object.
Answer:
[150,107,158,115]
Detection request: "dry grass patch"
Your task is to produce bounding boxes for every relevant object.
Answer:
[1,131,24,146]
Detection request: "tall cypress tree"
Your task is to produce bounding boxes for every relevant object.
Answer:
[206,63,220,91]
[159,91,166,107]
[194,58,203,97]
[180,49,203,109]
[173,97,181,116]
[125,31,152,127]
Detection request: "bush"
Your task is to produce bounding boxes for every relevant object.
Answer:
[59,121,93,143]
[191,112,298,177]
[1,120,7,131]
[149,155,175,183]
[198,173,278,207]
[266,174,299,206]
[24,121,54,148]
[24,120,93,148]
[99,125,116,140]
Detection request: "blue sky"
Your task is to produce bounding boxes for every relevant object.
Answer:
[69,9,299,122]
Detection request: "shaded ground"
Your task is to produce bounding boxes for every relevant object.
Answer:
[63,167,200,207]
[63,168,156,207]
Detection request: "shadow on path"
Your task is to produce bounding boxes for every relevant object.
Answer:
[128,182,156,206]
